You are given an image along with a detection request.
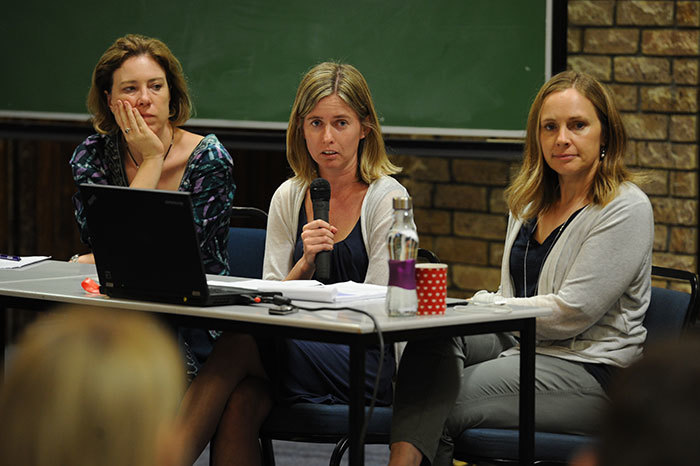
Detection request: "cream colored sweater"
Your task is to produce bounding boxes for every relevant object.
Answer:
[262,176,409,285]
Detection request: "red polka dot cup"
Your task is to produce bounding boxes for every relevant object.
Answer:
[415,263,448,315]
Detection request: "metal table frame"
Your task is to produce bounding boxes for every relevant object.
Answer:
[1,261,547,465]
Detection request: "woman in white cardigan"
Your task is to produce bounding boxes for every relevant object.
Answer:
[389,71,654,466]
[262,61,408,408]
[176,62,408,466]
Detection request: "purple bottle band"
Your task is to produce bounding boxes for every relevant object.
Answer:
[388,259,416,290]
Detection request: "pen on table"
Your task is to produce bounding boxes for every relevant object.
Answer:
[0,254,21,261]
[447,300,469,307]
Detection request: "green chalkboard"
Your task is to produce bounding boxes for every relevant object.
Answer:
[1,0,549,138]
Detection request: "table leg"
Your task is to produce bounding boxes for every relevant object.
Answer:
[519,317,536,465]
[349,339,366,466]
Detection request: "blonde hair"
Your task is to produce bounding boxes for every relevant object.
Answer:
[506,70,634,220]
[87,34,193,134]
[0,307,185,466]
[286,62,401,184]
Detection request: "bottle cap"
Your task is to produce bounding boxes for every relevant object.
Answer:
[393,196,413,210]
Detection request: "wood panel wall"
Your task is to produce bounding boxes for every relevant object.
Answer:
[0,128,291,262]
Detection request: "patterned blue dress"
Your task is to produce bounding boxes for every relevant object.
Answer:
[69,132,235,378]
[69,132,235,275]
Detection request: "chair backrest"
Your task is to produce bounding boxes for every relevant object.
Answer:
[227,227,266,278]
[417,248,440,264]
[229,206,269,229]
[227,206,269,279]
[644,266,699,343]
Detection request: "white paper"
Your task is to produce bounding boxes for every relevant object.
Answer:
[207,279,386,303]
[0,256,51,269]
[333,281,387,301]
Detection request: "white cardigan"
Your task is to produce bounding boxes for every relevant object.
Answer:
[262,176,409,284]
[499,182,654,368]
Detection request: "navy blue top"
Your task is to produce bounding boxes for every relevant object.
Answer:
[509,209,582,298]
[293,208,369,284]
[280,208,395,406]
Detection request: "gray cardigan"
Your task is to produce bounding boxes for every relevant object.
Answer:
[500,182,654,368]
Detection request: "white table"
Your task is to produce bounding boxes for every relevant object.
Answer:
[0,261,550,466]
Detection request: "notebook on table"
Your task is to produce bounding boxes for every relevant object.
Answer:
[79,183,271,306]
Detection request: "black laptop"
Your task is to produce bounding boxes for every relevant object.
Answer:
[79,183,266,306]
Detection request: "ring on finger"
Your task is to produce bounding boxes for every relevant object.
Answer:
[125,127,131,134]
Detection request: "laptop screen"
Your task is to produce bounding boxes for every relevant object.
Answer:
[79,184,210,301]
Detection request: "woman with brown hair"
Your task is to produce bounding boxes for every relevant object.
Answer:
[68,34,234,379]
[69,34,234,276]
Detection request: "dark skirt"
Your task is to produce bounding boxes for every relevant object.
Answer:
[277,339,395,406]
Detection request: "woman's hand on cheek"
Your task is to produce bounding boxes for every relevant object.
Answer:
[115,100,165,163]
[109,99,127,133]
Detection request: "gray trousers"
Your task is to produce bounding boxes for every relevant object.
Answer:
[390,334,608,466]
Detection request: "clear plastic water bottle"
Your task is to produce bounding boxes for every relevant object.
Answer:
[386,196,419,317]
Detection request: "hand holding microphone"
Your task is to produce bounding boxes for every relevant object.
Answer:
[309,177,332,281]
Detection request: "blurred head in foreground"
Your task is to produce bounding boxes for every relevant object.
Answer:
[0,307,186,466]
[571,338,700,466]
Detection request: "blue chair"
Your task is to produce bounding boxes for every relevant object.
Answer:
[227,206,268,279]
[259,248,441,466]
[260,404,393,466]
[452,265,699,465]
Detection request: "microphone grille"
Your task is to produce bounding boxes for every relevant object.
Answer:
[310,177,331,201]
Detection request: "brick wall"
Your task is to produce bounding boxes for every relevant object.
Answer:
[393,0,699,299]
[391,155,511,298]
[569,0,699,272]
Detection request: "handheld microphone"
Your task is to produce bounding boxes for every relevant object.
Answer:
[309,177,331,281]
